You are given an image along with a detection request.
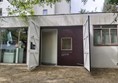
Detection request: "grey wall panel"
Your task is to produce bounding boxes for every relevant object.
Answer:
[0,17,28,28]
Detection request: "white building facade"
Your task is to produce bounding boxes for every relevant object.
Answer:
[0,0,13,16]
[0,0,105,16]
[0,0,71,16]
[0,13,118,71]
[33,0,71,15]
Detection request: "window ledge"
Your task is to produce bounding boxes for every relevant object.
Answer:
[94,44,118,46]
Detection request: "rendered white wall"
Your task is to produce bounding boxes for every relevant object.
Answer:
[33,4,55,15]
[0,0,13,16]
[90,13,118,68]
[55,0,70,14]
[0,17,28,27]
[71,0,82,13]
[41,30,57,65]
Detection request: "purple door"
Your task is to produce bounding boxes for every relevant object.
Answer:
[58,26,83,66]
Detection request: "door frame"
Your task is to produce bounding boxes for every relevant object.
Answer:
[40,28,58,65]
[39,26,84,66]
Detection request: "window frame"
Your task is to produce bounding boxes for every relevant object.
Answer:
[0,0,3,2]
[43,9,48,15]
[93,25,118,46]
[0,8,2,16]
[61,37,72,50]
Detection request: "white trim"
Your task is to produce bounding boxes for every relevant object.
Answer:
[41,29,58,65]
[61,37,72,51]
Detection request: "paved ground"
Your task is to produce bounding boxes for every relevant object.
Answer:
[0,65,118,83]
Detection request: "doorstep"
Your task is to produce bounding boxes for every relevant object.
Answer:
[0,63,26,66]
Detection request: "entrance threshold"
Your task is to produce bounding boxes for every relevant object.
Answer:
[40,65,83,68]
[0,63,26,66]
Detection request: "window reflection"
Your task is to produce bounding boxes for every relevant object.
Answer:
[61,37,72,50]
[0,28,27,63]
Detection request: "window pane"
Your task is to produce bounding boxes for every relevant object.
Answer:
[61,38,72,50]
[111,29,117,44]
[94,30,101,45]
[43,9,48,15]
[102,29,110,44]
[94,25,100,28]
[102,25,117,28]
[0,28,27,63]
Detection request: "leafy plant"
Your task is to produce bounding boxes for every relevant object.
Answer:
[108,0,118,4]
[7,0,70,16]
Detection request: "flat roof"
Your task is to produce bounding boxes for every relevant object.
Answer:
[0,12,118,18]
